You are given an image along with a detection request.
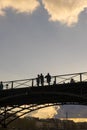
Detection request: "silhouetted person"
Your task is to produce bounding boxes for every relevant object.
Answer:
[36,74,40,86]
[0,81,3,90]
[40,73,44,86]
[6,84,8,89]
[70,78,75,83]
[45,73,51,85]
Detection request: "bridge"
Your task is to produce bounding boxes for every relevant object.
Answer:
[0,72,87,128]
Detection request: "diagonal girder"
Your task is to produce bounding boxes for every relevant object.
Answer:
[0,103,59,127]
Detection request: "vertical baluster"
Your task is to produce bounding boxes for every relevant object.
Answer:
[54,76,56,85]
[32,79,34,87]
[11,81,13,89]
[80,73,82,82]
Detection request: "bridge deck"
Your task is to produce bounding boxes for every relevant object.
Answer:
[0,82,87,106]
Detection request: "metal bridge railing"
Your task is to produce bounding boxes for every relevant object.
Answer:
[2,72,87,90]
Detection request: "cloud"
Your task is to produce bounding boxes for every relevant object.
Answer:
[42,0,87,26]
[61,118,87,122]
[0,0,87,26]
[0,0,40,15]
[30,106,60,119]
[55,105,87,118]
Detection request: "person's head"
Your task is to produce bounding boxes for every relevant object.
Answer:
[1,81,3,84]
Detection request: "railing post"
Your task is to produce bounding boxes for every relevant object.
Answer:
[54,76,56,84]
[80,73,82,82]
[11,81,13,89]
[32,79,34,87]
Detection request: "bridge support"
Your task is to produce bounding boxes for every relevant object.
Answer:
[0,103,59,128]
[0,107,7,128]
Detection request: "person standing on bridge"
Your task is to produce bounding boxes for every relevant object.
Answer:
[70,78,75,83]
[0,81,3,90]
[36,74,40,86]
[40,73,44,86]
[45,73,51,85]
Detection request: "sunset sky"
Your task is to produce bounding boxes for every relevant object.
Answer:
[0,0,87,121]
[0,0,87,81]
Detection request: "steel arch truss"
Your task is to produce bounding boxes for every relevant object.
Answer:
[0,92,87,128]
[0,90,87,128]
[0,103,60,128]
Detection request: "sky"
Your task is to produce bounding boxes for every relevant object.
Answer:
[0,0,87,81]
[0,0,87,121]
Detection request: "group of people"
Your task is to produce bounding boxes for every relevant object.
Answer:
[0,76,76,90]
[36,73,51,86]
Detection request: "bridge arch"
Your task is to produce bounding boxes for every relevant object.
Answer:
[1,72,87,127]
[0,89,87,127]
[0,103,60,127]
